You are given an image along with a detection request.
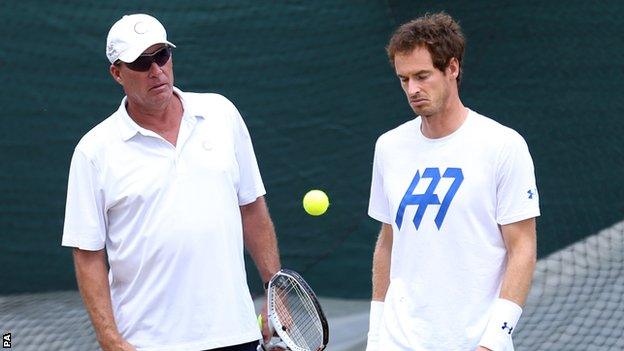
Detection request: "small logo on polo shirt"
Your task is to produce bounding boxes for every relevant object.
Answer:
[2,332,11,348]
[527,188,537,199]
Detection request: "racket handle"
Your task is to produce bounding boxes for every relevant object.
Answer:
[258,337,288,350]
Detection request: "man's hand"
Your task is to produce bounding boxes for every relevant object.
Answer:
[115,340,137,351]
[100,337,136,351]
[120,342,137,351]
[476,346,492,351]
[260,299,271,343]
[74,249,134,351]
[259,297,287,351]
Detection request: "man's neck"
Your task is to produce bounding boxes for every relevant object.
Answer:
[420,99,467,139]
[126,93,183,133]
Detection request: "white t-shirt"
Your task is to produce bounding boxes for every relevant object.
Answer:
[368,109,540,350]
[62,88,265,350]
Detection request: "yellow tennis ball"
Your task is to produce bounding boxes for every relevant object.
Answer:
[303,190,330,216]
[257,314,263,329]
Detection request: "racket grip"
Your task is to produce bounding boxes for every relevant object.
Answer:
[259,338,288,351]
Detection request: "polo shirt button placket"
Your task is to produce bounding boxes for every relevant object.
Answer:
[171,147,178,174]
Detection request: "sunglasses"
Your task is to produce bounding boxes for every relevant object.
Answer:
[119,46,172,72]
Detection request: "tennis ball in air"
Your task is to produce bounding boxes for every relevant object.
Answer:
[303,190,330,216]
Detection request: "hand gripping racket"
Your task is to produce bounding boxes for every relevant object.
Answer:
[258,269,329,351]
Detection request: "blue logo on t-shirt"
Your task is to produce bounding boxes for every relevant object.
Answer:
[395,167,463,230]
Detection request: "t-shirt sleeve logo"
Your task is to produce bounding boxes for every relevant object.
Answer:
[395,167,463,230]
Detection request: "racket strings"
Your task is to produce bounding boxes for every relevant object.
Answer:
[272,276,323,350]
[275,283,320,347]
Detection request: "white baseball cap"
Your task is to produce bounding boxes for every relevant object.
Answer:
[106,14,176,64]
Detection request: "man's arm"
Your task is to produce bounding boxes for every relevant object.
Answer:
[366,223,393,351]
[240,196,281,342]
[500,217,537,306]
[372,223,393,301]
[477,217,537,351]
[241,196,281,284]
[73,248,135,351]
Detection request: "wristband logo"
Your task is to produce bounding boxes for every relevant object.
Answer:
[395,167,463,230]
[501,322,514,335]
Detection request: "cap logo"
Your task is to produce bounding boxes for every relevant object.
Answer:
[134,22,148,34]
[107,42,118,60]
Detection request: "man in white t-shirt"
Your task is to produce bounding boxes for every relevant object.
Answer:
[366,12,540,351]
[62,14,281,351]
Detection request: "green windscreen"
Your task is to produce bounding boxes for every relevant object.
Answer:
[1,0,622,298]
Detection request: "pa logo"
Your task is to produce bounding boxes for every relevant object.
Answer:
[2,332,10,348]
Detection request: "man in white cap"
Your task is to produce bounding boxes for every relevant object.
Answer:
[62,14,281,351]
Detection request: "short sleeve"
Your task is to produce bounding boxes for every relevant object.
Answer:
[496,132,541,225]
[61,149,107,250]
[368,139,392,224]
[231,106,266,205]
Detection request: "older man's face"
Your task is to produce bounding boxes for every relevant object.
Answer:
[111,44,175,112]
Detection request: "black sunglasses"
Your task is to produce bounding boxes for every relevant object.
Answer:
[119,46,172,72]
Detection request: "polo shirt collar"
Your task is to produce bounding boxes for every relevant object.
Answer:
[116,86,205,141]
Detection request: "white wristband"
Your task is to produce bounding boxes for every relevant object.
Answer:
[479,298,523,351]
[366,301,384,351]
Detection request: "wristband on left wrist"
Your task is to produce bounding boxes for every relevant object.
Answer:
[479,298,523,350]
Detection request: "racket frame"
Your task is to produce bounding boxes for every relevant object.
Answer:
[266,268,329,351]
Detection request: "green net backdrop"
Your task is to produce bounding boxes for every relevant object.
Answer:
[1,0,623,298]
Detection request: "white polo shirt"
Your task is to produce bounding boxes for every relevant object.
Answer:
[62,88,265,350]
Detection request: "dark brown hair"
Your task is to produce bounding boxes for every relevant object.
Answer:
[387,12,465,83]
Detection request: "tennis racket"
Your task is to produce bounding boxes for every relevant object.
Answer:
[258,268,329,351]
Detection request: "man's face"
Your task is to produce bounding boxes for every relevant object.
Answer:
[110,44,175,111]
[394,46,456,118]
